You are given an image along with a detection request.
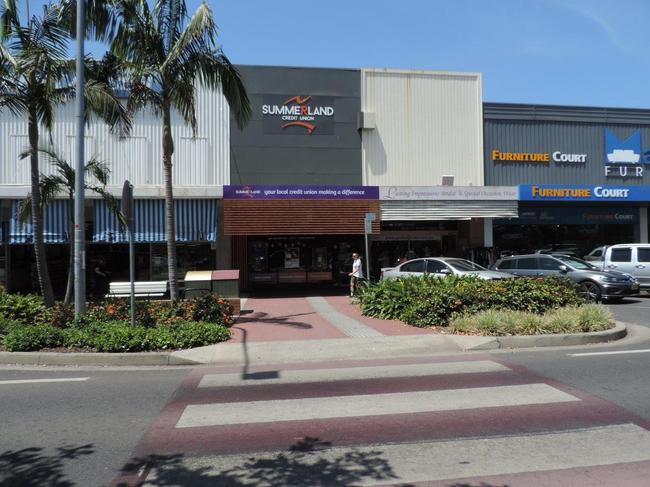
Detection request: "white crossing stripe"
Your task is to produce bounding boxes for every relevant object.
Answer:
[176,383,579,428]
[570,349,650,357]
[0,377,89,385]
[198,360,511,388]
[153,424,650,486]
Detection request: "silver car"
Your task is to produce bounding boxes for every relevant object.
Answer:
[381,257,513,281]
[491,254,639,301]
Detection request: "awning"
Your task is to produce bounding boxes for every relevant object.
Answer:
[93,199,217,243]
[380,200,519,221]
[9,199,70,244]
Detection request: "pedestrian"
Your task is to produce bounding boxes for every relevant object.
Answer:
[93,256,110,298]
[349,252,363,297]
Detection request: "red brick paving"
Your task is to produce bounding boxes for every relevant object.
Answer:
[228,296,347,342]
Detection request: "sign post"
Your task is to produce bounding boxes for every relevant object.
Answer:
[121,181,135,327]
[364,212,376,281]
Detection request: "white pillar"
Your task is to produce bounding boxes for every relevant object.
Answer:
[483,218,494,247]
[640,207,648,243]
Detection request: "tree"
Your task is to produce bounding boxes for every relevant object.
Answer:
[0,0,129,306]
[110,0,251,301]
[18,148,120,305]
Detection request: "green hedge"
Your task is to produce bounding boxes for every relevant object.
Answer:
[358,276,584,327]
[450,304,613,336]
[3,320,231,352]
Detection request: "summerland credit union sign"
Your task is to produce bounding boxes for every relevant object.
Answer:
[262,95,335,135]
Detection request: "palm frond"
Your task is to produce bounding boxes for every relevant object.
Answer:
[169,72,196,133]
[162,1,213,74]
[84,79,132,137]
[0,0,21,42]
[84,156,111,186]
[154,0,187,51]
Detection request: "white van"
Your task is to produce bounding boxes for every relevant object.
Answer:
[600,244,650,289]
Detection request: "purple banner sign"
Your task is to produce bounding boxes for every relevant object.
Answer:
[224,185,379,200]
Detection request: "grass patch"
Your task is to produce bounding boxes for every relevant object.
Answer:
[450,304,614,336]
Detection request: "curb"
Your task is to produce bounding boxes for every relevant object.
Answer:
[464,322,628,351]
[0,351,199,367]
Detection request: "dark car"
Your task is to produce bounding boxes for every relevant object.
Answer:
[491,254,639,301]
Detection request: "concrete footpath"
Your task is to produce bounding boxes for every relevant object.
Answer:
[0,295,632,366]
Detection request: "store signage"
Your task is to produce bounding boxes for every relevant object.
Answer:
[496,207,638,225]
[491,150,587,164]
[262,95,335,135]
[380,186,518,201]
[520,184,650,201]
[224,185,379,200]
[604,128,650,178]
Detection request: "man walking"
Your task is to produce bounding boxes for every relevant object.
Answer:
[349,252,363,297]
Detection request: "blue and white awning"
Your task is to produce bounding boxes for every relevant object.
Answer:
[93,199,217,243]
[9,199,70,244]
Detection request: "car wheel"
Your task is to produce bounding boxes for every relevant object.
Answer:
[579,280,602,302]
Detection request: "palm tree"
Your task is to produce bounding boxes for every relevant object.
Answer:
[110,0,251,301]
[18,148,120,305]
[0,0,129,306]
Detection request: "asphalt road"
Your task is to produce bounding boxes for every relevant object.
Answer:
[2,338,650,486]
[607,293,650,327]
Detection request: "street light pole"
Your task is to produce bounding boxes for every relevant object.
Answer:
[74,0,86,316]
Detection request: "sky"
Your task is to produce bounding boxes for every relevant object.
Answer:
[24,0,650,108]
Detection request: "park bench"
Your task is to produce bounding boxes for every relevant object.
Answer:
[106,281,168,299]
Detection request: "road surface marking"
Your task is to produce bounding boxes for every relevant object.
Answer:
[0,377,89,385]
[306,296,383,338]
[569,349,650,357]
[176,383,578,428]
[198,360,511,387]
[150,424,650,485]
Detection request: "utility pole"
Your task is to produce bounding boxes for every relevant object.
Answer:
[74,0,86,316]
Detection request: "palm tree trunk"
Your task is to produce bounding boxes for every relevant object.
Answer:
[64,195,74,305]
[163,104,178,301]
[28,109,55,307]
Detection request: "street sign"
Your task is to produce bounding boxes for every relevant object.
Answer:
[121,180,135,326]
[365,212,376,222]
[364,219,373,234]
[121,180,134,225]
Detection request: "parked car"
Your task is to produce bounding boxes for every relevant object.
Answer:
[380,257,513,281]
[597,244,650,290]
[584,246,606,262]
[491,253,639,301]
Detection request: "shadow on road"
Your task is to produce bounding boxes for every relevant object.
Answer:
[0,444,94,487]
[115,437,397,486]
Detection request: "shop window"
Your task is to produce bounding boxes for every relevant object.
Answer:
[401,260,425,273]
[610,248,632,263]
[516,257,538,270]
[426,260,449,273]
[539,257,563,270]
[637,248,650,263]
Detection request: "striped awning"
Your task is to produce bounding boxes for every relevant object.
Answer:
[93,199,217,243]
[380,200,519,221]
[9,199,70,244]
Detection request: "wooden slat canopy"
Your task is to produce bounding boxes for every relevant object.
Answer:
[224,200,381,235]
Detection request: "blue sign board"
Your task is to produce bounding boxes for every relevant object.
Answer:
[519,184,650,202]
[224,185,379,200]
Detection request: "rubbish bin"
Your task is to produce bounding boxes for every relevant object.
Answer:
[184,270,241,312]
[184,270,212,298]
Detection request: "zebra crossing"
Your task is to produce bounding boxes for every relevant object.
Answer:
[114,354,650,486]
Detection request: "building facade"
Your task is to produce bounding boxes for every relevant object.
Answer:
[485,103,650,258]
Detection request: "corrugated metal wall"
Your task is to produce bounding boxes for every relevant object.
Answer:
[0,86,230,191]
[361,69,484,186]
[381,201,518,220]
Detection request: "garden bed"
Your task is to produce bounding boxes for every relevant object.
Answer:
[0,292,233,352]
[357,275,614,335]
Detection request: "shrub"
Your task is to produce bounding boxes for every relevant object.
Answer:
[0,318,21,338]
[186,293,234,325]
[145,321,231,350]
[48,303,76,328]
[0,292,49,325]
[359,275,584,327]
[450,304,613,336]
[3,325,63,351]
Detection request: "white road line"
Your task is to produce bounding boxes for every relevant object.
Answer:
[307,296,383,338]
[151,424,650,486]
[0,377,90,385]
[569,349,650,357]
[176,383,579,428]
[198,360,511,388]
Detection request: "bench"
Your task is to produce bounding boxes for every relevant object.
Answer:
[106,281,168,299]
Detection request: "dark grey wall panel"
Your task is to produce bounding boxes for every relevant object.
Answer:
[230,65,362,185]
[484,103,650,186]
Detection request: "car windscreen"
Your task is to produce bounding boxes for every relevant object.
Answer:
[555,255,595,270]
[445,259,486,271]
